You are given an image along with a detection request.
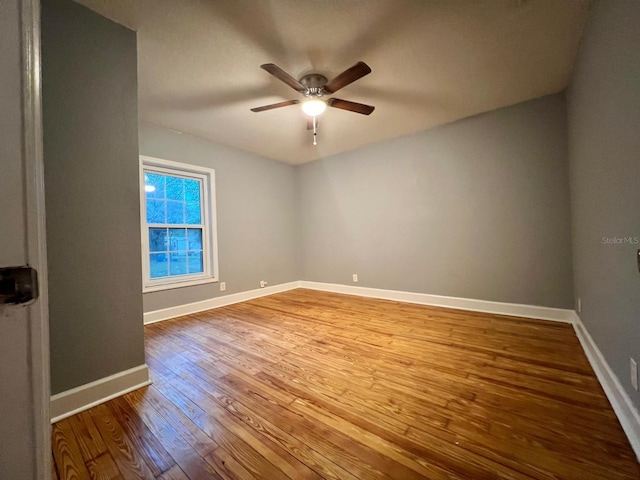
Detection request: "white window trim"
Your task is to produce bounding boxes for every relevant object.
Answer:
[139,155,219,293]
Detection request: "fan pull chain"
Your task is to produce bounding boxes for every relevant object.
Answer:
[313,116,318,146]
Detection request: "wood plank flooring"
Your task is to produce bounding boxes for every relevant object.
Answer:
[52,289,640,479]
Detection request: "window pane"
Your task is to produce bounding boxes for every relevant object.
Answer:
[150,253,168,278]
[169,252,187,275]
[144,173,165,199]
[166,201,185,224]
[149,228,167,252]
[166,176,184,201]
[169,228,186,252]
[188,251,203,274]
[184,179,201,202]
[146,199,166,224]
[187,228,202,250]
[186,201,201,224]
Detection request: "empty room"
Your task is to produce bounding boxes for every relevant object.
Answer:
[1,0,639,479]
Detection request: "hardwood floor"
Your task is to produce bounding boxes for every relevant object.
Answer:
[52,289,640,479]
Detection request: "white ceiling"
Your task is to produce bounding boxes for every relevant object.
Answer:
[73,0,589,165]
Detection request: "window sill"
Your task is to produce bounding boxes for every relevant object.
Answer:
[143,276,218,293]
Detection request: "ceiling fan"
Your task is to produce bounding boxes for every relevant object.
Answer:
[251,61,375,145]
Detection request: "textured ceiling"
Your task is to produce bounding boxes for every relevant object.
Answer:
[73,0,589,164]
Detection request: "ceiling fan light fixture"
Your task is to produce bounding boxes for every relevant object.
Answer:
[301,99,327,117]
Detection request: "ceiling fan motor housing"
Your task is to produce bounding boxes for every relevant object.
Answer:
[300,73,328,97]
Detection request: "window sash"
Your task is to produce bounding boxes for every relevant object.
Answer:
[147,226,205,279]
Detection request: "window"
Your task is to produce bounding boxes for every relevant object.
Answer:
[140,156,218,292]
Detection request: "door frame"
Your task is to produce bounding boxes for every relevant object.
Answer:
[21,0,51,478]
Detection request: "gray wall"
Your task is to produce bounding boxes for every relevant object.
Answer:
[0,1,37,477]
[299,94,574,308]
[139,125,300,312]
[42,0,145,394]
[567,0,640,409]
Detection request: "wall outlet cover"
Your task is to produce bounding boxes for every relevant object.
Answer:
[220,282,226,291]
[352,274,358,282]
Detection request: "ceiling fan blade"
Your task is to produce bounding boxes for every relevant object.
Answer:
[260,64,306,93]
[250,99,300,112]
[323,61,371,94]
[327,98,375,115]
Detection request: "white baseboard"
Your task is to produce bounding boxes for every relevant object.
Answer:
[572,312,640,461]
[50,364,150,423]
[299,281,575,323]
[145,280,574,325]
[143,281,300,325]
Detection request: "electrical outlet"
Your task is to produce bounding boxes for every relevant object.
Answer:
[220,282,226,292]
[631,358,638,391]
[577,297,581,313]
[352,273,358,283]
[260,280,267,288]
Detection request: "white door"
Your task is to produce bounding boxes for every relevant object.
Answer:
[0,0,50,479]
